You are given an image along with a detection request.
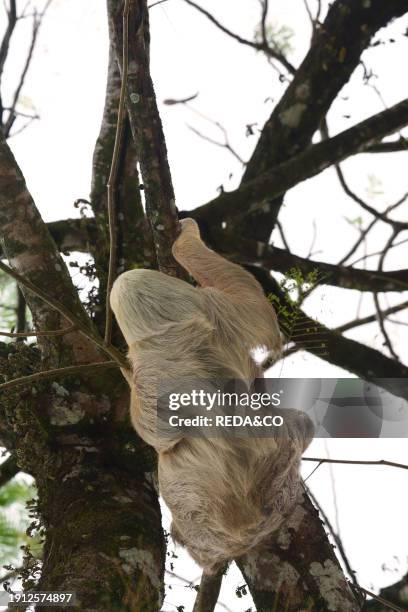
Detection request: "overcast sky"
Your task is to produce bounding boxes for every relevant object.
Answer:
[1,0,408,609]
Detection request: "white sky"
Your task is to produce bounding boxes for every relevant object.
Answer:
[1,0,408,610]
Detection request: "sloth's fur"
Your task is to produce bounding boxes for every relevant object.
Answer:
[110,218,313,572]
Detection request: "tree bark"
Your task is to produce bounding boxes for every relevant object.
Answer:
[0,342,165,612]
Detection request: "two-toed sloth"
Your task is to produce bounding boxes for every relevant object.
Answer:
[110,218,313,573]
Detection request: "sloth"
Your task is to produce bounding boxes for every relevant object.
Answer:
[110,218,313,573]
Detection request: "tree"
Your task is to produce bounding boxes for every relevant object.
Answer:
[1,0,408,610]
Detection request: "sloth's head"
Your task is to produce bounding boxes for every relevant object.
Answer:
[110,269,210,346]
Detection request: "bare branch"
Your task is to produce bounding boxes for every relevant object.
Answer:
[302,0,315,27]
[335,300,408,333]
[192,568,225,612]
[350,236,408,267]
[339,193,408,266]
[0,0,17,82]
[364,136,408,153]
[0,324,76,338]
[245,0,408,182]
[353,584,407,612]
[89,24,152,332]
[335,165,408,231]
[275,219,291,252]
[209,230,408,292]
[303,457,408,471]
[105,0,131,345]
[374,230,400,360]
[187,123,245,165]
[148,0,169,7]
[163,92,199,105]
[4,12,39,135]
[182,0,295,74]
[0,361,118,393]
[237,0,408,241]
[193,99,408,229]
[3,1,53,137]
[109,0,181,276]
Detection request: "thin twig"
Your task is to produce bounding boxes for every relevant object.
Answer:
[302,457,408,471]
[105,0,131,345]
[165,569,198,587]
[275,220,291,251]
[388,318,408,327]
[1,106,39,119]
[320,120,408,251]
[182,0,295,74]
[7,115,38,137]
[338,189,408,266]
[149,0,169,7]
[335,164,408,231]
[307,219,318,259]
[0,361,118,393]
[0,324,76,338]
[335,300,408,333]
[259,0,268,45]
[374,229,400,361]
[4,1,53,136]
[4,13,39,135]
[302,0,314,25]
[365,136,408,153]
[0,0,17,81]
[349,236,408,267]
[349,583,408,612]
[187,123,245,165]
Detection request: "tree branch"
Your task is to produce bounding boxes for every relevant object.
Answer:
[362,574,408,611]
[244,0,408,181]
[182,0,296,74]
[206,229,408,293]
[335,300,408,333]
[249,266,408,400]
[364,136,408,153]
[303,457,408,471]
[0,0,17,82]
[109,0,181,276]
[192,99,408,229]
[90,6,153,332]
[105,0,131,344]
[37,217,408,293]
[192,569,225,612]
[235,0,408,241]
[0,361,118,393]
[0,324,76,338]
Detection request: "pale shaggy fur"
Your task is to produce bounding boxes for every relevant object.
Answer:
[110,218,313,572]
